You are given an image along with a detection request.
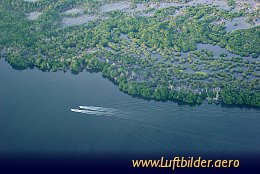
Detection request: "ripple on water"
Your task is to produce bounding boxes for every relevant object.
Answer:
[97,99,260,153]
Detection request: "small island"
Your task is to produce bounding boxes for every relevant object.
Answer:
[0,0,259,107]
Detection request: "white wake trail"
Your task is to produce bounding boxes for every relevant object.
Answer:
[79,106,117,112]
[71,108,114,116]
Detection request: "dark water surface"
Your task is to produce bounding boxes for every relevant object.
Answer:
[0,59,259,156]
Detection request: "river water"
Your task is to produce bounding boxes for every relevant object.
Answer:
[0,59,259,156]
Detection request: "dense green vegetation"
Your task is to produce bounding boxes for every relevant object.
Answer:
[226,0,236,6]
[0,0,259,107]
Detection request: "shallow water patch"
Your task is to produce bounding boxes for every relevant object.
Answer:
[100,2,131,13]
[225,17,250,32]
[63,8,84,15]
[27,11,42,20]
[62,15,98,27]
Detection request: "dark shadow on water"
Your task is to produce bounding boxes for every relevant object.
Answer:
[71,68,100,75]
[9,63,27,71]
[85,68,100,74]
[129,94,198,107]
[220,103,260,110]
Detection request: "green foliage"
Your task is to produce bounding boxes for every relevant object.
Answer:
[0,0,259,107]
[226,27,260,57]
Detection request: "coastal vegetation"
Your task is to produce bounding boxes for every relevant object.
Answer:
[0,0,259,107]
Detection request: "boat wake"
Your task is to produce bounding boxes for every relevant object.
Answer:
[71,106,118,116]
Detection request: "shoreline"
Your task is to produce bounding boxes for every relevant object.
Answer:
[1,58,259,110]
